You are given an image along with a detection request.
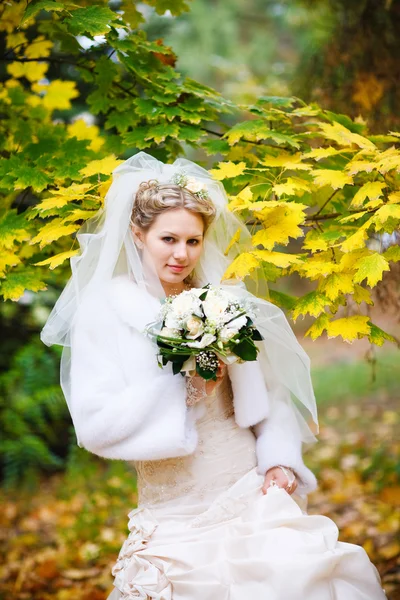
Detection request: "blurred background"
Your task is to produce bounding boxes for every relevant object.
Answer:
[1,1,399,598]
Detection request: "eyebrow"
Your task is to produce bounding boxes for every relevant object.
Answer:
[160,231,203,237]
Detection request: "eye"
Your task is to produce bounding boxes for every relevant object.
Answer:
[162,236,174,243]
[188,239,200,245]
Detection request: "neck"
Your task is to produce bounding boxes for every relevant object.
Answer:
[162,280,191,297]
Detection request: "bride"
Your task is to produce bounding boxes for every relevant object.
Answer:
[41,152,386,599]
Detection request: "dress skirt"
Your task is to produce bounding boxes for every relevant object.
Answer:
[107,375,386,600]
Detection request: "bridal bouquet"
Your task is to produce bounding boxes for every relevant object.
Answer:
[144,284,263,381]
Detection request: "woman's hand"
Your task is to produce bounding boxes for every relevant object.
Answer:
[262,466,298,495]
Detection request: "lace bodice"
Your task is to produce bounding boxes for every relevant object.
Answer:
[134,374,258,507]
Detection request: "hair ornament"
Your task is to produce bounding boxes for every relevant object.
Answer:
[170,170,211,201]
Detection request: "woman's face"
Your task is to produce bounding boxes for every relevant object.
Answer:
[132,208,205,286]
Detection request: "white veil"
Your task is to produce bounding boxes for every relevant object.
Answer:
[40,151,318,446]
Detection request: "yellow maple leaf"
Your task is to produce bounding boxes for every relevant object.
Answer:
[237,186,253,201]
[388,191,400,204]
[353,253,390,287]
[326,315,371,343]
[272,178,310,197]
[252,249,302,268]
[262,153,311,171]
[345,159,378,176]
[222,252,260,280]
[340,228,368,253]
[63,209,99,222]
[209,161,247,180]
[318,272,354,300]
[302,147,346,161]
[372,203,400,226]
[376,147,400,174]
[80,156,123,178]
[352,284,374,305]
[339,248,370,270]
[292,291,329,321]
[319,121,376,150]
[339,212,367,224]
[36,183,94,211]
[294,256,338,279]
[67,119,104,152]
[30,219,80,249]
[0,250,21,277]
[224,227,242,256]
[350,182,386,208]
[34,250,79,270]
[7,60,49,82]
[312,169,353,190]
[32,80,79,110]
[24,36,53,59]
[6,32,27,49]
[305,313,330,340]
[251,204,305,250]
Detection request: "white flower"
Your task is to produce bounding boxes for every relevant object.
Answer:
[225,314,248,332]
[186,177,207,194]
[218,327,237,343]
[185,333,216,348]
[185,316,204,339]
[160,327,181,338]
[202,289,230,320]
[171,291,202,317]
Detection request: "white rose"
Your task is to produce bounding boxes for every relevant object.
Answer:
[185,333,216,348]
[160,327,180,338]
[218,327,237,343]
[185,316,204,339]
[202,290,229,320]
[186,177,206,194]
[164,313,181,330]
[171,292,201,317]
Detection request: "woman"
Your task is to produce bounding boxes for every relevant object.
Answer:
[41,152,386,599]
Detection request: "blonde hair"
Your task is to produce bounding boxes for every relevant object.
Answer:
[131,180,216,233]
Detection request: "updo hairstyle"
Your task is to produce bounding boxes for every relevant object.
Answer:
[131,180,217,233]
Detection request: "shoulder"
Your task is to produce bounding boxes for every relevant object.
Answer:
[75,275,161,333]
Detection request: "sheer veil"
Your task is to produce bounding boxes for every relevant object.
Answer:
[40,151,319,446]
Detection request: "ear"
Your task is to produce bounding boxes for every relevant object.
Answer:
[131,224,145,249]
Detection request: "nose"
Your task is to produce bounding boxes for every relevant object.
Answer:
[172,242,188,262]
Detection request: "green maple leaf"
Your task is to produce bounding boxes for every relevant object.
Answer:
[146,122,180,144]
[202,139,231,156]
[0,269,47,301]
[22,0,66,25]
[123,128,153,149]
[177,124,204,142]
[12,166,52,193]
[145,0,192,17]
[66,6,119,37]
[367,323,396,347]
[0,211,31,250]
[268,289,298,310]
[384,245,400,263]
[225,120,300,148]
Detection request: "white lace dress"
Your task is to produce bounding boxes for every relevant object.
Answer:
[107,374,386,600]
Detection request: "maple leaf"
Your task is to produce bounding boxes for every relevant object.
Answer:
[222,252,260,280]
[340,228,369,253]
[352,284,374,305]
[319,121,376,150]
[66,6,119,36]
[34,250,79,270]
[251,204,305,250]
[80,156,123,178]
[262,152,312,170]
[0,250,21,277]
[252,249,302,268]
[326,315,371,343]
[305,313,331,340]
[210,161,246,180]
[367,324,396,347]
[30,219,80,249]
[318,273,354,300]
[7,61,49,83]
[292,291,330,321]
[312,169,353,190]
[384,245,400,263]
[302,147,345,161]
[272,178,310,197]
[21,0,65,25]
[32,80,79,110]
[353,253,390,287]
[0,269,47,301]
[0,211,31,249]
[350,182,386,208]
[24,36,53,59]
[372,204,400,227]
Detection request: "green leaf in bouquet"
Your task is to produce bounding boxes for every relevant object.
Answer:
[196,364,217,381]
[232,338,258,361]
[251,328,263,341]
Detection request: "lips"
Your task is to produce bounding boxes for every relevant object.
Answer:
[168,265,186,272]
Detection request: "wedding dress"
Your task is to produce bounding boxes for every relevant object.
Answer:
[107,373,386,600]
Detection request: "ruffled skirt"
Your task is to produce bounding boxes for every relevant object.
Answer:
[107,467,386,600]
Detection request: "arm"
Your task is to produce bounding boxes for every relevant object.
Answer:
[69,297,197,461]
[252,382,317,495]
